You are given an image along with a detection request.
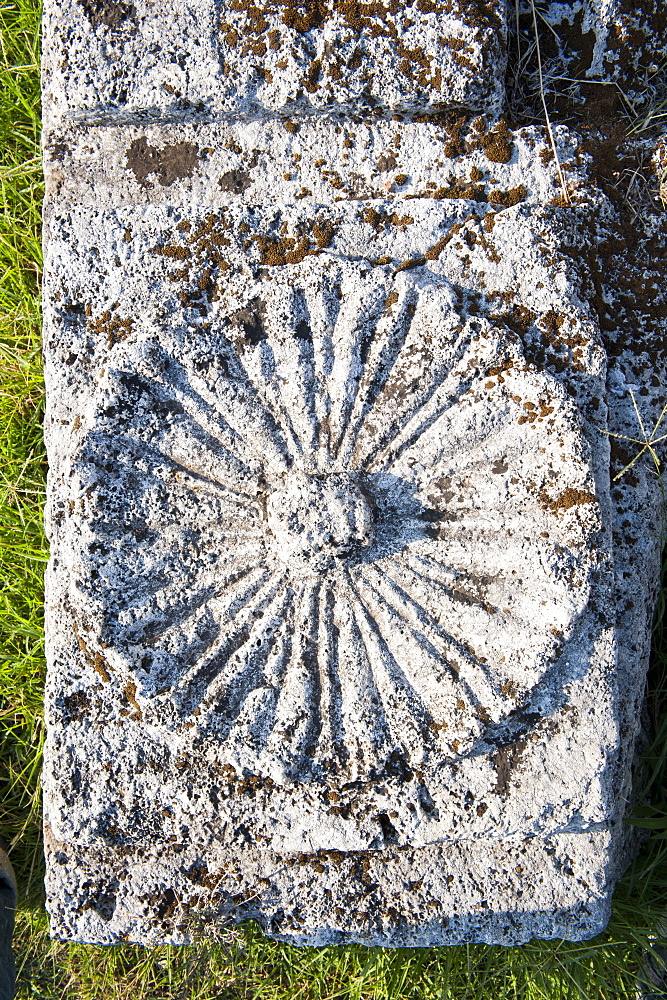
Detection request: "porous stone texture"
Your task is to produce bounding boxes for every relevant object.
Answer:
[524,0,666,105]
[45,827,626,946]
[41,0,507,132]
[42,0,667,949]
[43,118,584,212]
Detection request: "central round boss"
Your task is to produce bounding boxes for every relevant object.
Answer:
[267,471,375,576]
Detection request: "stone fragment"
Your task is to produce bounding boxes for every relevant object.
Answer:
[533,0,666,104]
[44,191,620,932]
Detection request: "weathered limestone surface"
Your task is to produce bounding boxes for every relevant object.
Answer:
[46,828,626,947]
[535,0,666,99]
[42,0,667,947]
[42,0,506,130]
[44,120,583,210]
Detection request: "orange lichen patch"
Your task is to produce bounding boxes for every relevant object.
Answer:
[255,234,307,265]
[484,359,515,385]
[89,308,134,349]
[424,235,451,260]
[518,399,556,425]
[151,213,235,308]
[219,0,500,104]
[435,180,486,200]
[488,185,527,208]
[152,244,191,261]
[362,206,415,231]
[424,215,475,262]
[227,0,269,34]
[534,309,590,373]
[394,255,426,272]
[477,118,513,164]
[313,220,335,248]
[538,487,596,513]
[223,0,409,44]
[279,0,328,31]
[326,172,346,190]
[488,302,537,350]
[254,218,338,265]
[439,33,477,73]
[302,58,322,92]
[363,206,385,231]
[396,40,443,90]
[123,682,143,721]
[72,620,112,683]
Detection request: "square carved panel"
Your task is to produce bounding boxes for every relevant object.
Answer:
[44,203,618,862]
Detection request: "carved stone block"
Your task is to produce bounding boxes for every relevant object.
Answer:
[42,0,667,948]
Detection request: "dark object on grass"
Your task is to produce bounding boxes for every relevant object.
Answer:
[0,850,16,1000]
[639,942,667,998]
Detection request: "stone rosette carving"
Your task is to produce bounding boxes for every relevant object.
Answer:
[44,211,619,857]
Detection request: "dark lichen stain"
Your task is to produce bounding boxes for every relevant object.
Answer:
[491,738,527,796]
[230,298,267,345]
[295,320,313,342]
[126,138,200,188]
[62,690,91,723]
[155,887,179,920]
[375,812,399,845]
[377,152,398,173]
[50,141,70,163]
[218,169,253,194]
[77,0,136,29]
[85,878,119,921]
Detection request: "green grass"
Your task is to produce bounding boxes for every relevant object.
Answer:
[1,1,667,997]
